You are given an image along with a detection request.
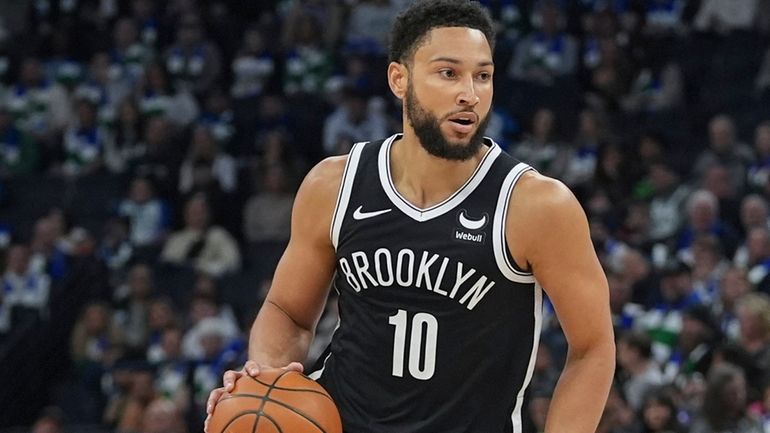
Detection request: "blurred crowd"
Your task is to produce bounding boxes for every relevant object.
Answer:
[2,0,770,432]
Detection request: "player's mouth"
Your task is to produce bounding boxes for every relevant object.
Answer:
[447,112,477,135]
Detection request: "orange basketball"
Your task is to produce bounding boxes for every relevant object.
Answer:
[208,369,343,433]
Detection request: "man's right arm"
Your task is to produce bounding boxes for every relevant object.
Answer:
[205,156,346,431]
[248,156,346,366]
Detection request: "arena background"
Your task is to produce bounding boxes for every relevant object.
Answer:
[1,0,770,432]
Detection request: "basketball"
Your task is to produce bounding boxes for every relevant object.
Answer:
[207,369,343,433]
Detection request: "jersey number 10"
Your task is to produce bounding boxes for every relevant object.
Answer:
[388,309,438,380]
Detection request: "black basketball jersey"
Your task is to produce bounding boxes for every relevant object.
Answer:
[310,134,543,433]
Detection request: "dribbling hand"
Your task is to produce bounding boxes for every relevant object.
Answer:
[204,360,304,433]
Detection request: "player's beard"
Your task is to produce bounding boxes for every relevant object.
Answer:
[405,81,490,161]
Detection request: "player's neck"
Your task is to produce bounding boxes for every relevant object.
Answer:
[390,132,486,209]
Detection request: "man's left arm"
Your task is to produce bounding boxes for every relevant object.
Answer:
[507,172,615,433]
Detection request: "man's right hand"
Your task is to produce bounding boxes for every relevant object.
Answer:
[203,360,304,433]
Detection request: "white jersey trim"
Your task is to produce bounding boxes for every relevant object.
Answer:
[510,281,543,433]
[378,133,502,222]
[493,163,535,283]
[331,141,367,250]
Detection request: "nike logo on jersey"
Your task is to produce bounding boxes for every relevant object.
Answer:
[353,206,392,220]
[458,210,488,230]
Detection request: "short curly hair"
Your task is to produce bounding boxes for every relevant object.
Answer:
[388,0,496,64]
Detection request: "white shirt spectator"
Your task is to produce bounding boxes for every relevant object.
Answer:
[323,94,388,155]
[694,0,759,33]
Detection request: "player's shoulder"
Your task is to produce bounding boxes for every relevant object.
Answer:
[510,170,582,216]
[304,155,348,187]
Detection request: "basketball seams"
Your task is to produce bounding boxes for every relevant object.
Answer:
[214,370,336,433]
[218,411,259,433]
[264,400,327,433]
[260,413,284,433]
[248,375,336,402]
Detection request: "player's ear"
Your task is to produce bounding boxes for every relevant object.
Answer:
[388,61,407,100]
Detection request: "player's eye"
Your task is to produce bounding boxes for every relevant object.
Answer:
[477,72,492,81]
[439,69,456,79]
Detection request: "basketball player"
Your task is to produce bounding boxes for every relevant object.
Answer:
[206,1,615,431]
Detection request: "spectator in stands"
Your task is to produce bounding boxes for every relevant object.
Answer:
[690,363,762,433]
[118,176,167,252]
[735,292,770,373]
[113,263,156,351]
[743,195,770,234]
[257,128,305,176]
[243,164,294,244]
[141,398,187,433]
[665,304,722,382]
[748,381,770,433]
[279,0,345,51]
[693,114,754,192]
[596,384,637,433]
[2,243,51,314]
[626,132,669,195]
[160,193,240,277]
[714,266,751,341]
[0,105,38,176]
[5,57,70,157]
[642,0,687,37]
[281,10,332,96]
[145,296,180,360]
[29,215,70,281]
[105,98,146,174]
[741,227,770,292]
[620,46,683,115]
[136,62,199,127]
[734,195,770,267]
[583,35,633,113]
[616,330,665,411]
[344,0,399,56]
[58,98,110,177]
[619,247,660,309]
[104,364,158,433]
[230,25,275,101]
[689,235,729,303]
[71,301,124,367]
[322,86,388,156]
[556,108,608,191]
[508,0,578,86]
[618,201,653,253]
[693,0,760,35]
[756,48,770,97]
[198,88,235,149]
[132,116,183,197]
[70,301,125,410]
[98,216,134,272]
[130,0,162,50]
[163,13,221,96]
[30,406,65,433]
[748,121,770,192]
[700,164,741,232]
[636,261,701,364]
[637,387,687,433]
[151,326,191,416]
[676,189,740,262]
[511,107,563,177]
[178,124,237,195]
[110,17,150,85]
[76,52,131,130]
[189,315,242,411]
